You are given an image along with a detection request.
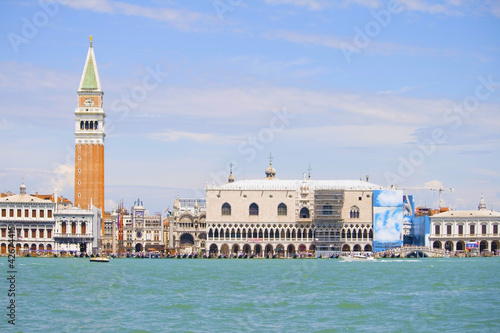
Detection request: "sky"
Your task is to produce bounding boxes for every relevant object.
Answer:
[0,0,499,214]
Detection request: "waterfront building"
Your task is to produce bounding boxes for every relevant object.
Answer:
[0,184,101,256]
[74,36,106,235]
[53,204,101,255]
[205,161,385,257]
[167,197,207,254]
[430,196,500,253]
[0,183,55,254]
[111,199,164,253]
[101,213,114,254]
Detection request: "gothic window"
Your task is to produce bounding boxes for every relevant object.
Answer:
[277,203,287,216]
[322,204,333,215]
[90,121,93,130]
[300,207,310,218]
[208,229,213,238]
[350,206,360,218]
[80,121,84,129]
[249,203,259,216]
[221,203,231,216]
[94,121,98,130]
[85,121,89,130]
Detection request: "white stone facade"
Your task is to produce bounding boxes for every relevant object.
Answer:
[205,168,383,257]
[168,198,207,254]
[53,205,101,254]
[111,200,164,253]
[430,197,500,253]
[0,184,55,255]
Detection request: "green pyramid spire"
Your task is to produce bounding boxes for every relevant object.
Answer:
[81,56,98,90]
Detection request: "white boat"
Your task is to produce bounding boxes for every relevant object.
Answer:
[341,255,376,262]
[90,257,109,263]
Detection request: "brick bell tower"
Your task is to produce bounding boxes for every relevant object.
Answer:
[74,36,105,226]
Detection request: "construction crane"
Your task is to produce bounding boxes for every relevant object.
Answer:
[390,184,454,209]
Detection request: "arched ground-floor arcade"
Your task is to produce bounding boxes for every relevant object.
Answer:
[206,242,315,257]
[430,238,500,254]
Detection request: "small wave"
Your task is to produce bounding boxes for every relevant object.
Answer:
[337,301,364,310]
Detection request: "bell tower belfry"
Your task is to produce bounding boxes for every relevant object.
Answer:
[74,36,105,226]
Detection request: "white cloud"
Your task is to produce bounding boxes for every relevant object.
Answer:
[424,180,443,188]
[105,199,117,212]
[0,119,13,130]
[149,130,241,144]
[267,30,457,58]
[61,0,214,30]
[264,0,330,11]
[50,163,74,195]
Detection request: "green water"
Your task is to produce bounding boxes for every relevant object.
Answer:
[2,257,500,332]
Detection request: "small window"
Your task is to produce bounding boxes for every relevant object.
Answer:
[482,224,487,235]
[447,225,452,235]
[25,209,29,217]
[300,207,310,218]
[277,203,287,216]
[350,206,360,219]
[470,225,475,235]
[435,225,440,235]
[221,203,231,216]
[1,209,6,217]
[32,209,36,218]
[47,230,52,238]
[494,225,498,235]
[249,203,259,216]
[17,209,22,218]
[9,209,14,217]
[40,210,44,218]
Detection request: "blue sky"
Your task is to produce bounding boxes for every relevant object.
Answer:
[1,0,499,214]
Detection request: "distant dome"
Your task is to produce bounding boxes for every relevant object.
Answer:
[478,195,486,211]
[265,165,276,179]
[20,183,26,195]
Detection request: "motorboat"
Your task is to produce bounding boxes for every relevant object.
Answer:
[341,255,376,262]
[90,257,110,263]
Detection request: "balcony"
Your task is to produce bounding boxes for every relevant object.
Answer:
[53,233,93,242]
